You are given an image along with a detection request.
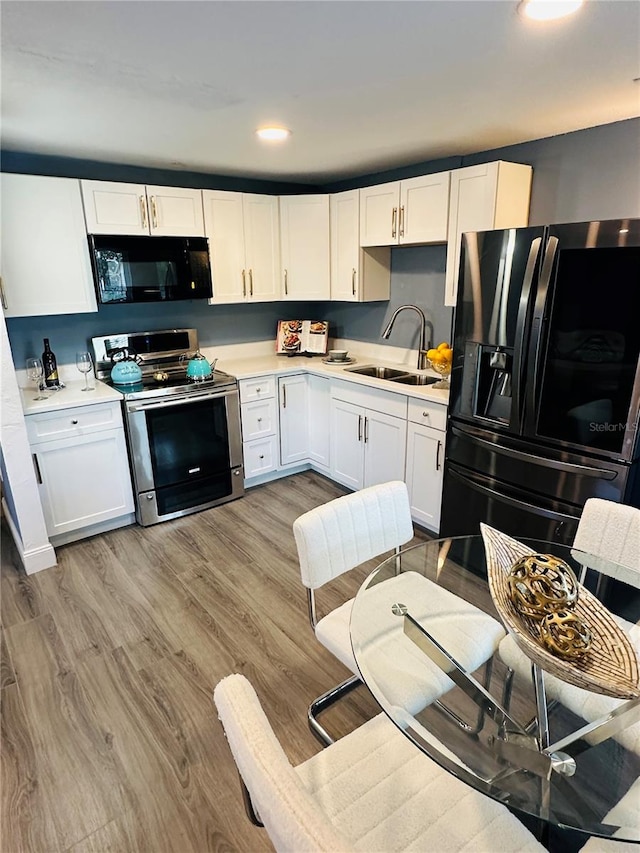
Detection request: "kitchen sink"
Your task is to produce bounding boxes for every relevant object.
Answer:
[388,374,439,386]
[345,365,409,379]
[345,364,439,386]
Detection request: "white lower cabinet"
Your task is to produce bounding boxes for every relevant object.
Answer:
[405,399,447,532]
[307,375,330,470]
[239,376,278,480]
[279,374,309,466]
[26,401,134,543]
[329,380,407,491]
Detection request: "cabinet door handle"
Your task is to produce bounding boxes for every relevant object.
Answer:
[391,207,398,239]
[0,277,7,310]
[284,269,288,296]
[282,386,287,408]
[358,414,362,442]
[364,416,369,444]
[259,454,265,460]
[436,440,442,471]
[257,416,262,423]
[351,268,356,296]
[399,206,405,237]
[140,196,148,229]
[71,419,79,425]
[242,269,247,298]
[249,269,254,297]
[150,195,158,228]
[32,453,42,484]
[422,411,430,420]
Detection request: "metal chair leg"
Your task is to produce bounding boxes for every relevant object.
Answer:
[434,658,495,735]
[308,674,362,746]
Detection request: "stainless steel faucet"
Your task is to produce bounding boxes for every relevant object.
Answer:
[381,304,433,370]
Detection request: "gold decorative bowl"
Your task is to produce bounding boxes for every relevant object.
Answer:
[426,359,452,389]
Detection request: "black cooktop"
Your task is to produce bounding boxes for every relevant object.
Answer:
[105,368,237,401]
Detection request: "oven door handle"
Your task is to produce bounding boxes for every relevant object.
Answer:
[127,388,236,411]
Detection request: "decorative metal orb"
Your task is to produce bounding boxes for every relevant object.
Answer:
[507,554,579,620]
[539,610,592,659]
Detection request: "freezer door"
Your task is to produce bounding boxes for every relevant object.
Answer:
[440,422,631,543]
[450,226,545,435]
[441,462,580,544]
[524,219,640,461]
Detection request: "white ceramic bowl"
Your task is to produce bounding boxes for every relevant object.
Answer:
[328,350,348,361]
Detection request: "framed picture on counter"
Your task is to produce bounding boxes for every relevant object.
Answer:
[276,320,328,355]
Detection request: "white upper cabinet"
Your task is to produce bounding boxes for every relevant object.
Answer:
[203,191,280,304]
[330,189,391,302]
[444,161,532,306]
[81,180,205,236]
[1,174,97,317]
[279,194,330,300]
[359,172,450,247]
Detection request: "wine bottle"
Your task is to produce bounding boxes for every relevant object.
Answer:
[42,338,59,387]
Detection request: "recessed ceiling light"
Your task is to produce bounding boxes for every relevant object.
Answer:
[518,0,584,21]
[256,126,291,142]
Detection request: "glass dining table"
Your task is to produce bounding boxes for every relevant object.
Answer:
[349,534,640,845]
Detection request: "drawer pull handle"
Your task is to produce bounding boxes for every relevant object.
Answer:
[256,388,261,393]
[71,419,79,425]
[257,417,262,423]
[259,454,264,460]
[32,453,42,484]
[422,411,430,418]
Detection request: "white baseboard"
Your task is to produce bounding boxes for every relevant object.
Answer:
[2,497,57,574]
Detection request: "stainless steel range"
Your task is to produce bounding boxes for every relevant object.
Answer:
[92,328,244,527]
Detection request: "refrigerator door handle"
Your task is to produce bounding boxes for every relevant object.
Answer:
[450,425,618,479]
[527,235,559,425]
[448,466,577,524]
[511,237,542,432]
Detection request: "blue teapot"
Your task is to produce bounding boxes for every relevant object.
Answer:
[110,347,143,385]
[183,350,215,381]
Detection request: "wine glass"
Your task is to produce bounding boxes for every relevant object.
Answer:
[76,351,94,391]
[25,357,48,400]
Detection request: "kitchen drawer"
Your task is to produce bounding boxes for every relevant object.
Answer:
[239,376,276,403]
[243,436,277,478]
[26,401,124,444]
[330,378,407,419]
[241,398,277,441]
[407,398,447,431]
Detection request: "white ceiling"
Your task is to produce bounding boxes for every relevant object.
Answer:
[2,0,639,184]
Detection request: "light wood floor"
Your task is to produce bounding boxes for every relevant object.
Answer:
[1,472,430,853]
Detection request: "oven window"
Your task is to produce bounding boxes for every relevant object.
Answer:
[147,397,230,488]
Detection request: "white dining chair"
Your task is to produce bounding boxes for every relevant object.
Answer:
[578,777,640,851]
[293,480,506,745]
[213,673,547,853]
[497,498,640,754]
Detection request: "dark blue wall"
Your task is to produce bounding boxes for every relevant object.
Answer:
[4,118,639,367]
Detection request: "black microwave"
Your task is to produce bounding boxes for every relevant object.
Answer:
[88,235,213,304]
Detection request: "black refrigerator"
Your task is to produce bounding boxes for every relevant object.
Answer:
[440,218,640,545]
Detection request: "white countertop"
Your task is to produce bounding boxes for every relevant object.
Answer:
[19,350,449,415]
[20,379,124,416]
[216,351,450,405]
